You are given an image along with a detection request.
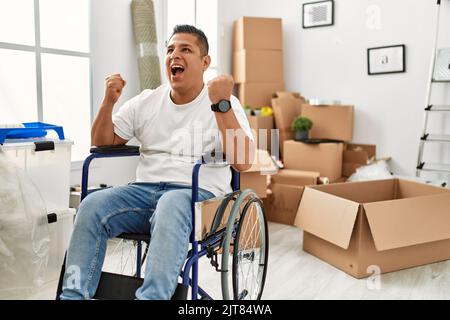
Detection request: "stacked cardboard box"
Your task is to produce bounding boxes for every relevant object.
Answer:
[263,169,319,225]
[233,17,285,109]
[281,103,354,183]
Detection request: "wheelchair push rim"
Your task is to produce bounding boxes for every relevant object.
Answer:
[220,189,269,300]
[232,197,268,300]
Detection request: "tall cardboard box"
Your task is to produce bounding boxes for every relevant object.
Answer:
[295,179,450,278]
[271,92,305,155]
[283,140,343,182]
[264,169,319,225]
[233,50,284,84]
[233,17,282,51]
[301,104,354,141]
[247,115,275,153]
[342,143,376,177]
[237,82,285,108]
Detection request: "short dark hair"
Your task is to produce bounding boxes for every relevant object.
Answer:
[169,24,209,56]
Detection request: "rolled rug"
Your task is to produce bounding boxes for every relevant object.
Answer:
[131,0,161,90]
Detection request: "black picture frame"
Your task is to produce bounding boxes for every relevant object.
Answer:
[367,44,406,75]
[302,0,334,29]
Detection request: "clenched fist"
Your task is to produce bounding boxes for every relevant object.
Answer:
[104,74,126,105]
[207,74,234,104]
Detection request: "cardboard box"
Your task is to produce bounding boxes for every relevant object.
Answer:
[240,149,278,198]
[233,50,284,84]
[342,143,376,177]
[301,104,354,141]
[295,178,450,278]
[247,115,275,153]
[196,195,262,251]
[264,184,304,225]
[233,17,282,51]
[271,169,319,185]
[264,169,319,225]
[271,92,305,155]
[283,140,344,182]
[237,82,285,108]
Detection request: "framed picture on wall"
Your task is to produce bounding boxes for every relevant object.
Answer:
[302,0,334,28]
[367,44,406,75]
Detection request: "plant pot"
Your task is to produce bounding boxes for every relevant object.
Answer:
[294,130,309,141]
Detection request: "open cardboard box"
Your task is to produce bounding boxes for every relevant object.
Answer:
[294,178,450,278]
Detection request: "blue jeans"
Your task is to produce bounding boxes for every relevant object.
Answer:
[60,182,215,300]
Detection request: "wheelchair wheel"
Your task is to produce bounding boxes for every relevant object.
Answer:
[220,189,269,300]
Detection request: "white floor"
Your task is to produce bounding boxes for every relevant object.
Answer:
[18,222,450,300]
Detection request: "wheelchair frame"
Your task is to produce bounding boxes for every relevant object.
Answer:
[57,145,267,300]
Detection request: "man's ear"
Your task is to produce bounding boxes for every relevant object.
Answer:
[202,55,211,71]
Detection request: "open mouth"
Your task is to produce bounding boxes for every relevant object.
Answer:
[171,64,185,76]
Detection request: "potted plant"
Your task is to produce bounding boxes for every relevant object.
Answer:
[291,116,313,141]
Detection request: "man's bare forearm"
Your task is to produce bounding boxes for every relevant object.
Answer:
[92,74,127,146]
[214,110,255,172]
[91,101,116,146]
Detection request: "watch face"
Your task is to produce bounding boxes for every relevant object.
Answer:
[218,100,230,112]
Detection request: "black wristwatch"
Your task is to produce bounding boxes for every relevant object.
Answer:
[211,99,231,113]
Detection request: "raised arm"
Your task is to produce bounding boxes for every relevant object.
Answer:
[208,74,255,172]
[91,74,129,147]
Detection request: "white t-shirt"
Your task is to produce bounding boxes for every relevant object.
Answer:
[112,83,253,196]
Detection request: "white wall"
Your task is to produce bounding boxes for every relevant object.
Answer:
[218,0,450,180]
[71,0,143,186]
[72,0,450,186]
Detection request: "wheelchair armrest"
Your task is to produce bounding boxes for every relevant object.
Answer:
[90,145,140,155]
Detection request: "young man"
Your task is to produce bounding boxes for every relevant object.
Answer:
[60,25,254,300]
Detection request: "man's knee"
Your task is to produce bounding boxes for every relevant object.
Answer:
[75,190,111,227]
[154,190,192,224]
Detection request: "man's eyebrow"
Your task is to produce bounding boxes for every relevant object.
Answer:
[166,43,194,49]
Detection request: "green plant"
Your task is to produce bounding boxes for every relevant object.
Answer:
[291,116,313,132]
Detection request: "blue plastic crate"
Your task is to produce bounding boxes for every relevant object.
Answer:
[0,122,65,144]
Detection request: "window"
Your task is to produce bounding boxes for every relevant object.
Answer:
[166,0,218,82]
[0,0,91,162]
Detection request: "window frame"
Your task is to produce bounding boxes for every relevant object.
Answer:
[0,0,92,163]
[162,0,219,81]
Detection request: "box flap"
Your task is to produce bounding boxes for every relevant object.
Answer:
[246,149,278,174]
[364,193,450,251]
[271,97,303,130]
[273,91,303,99]
[309,178,395,203]
[295,187,360,249]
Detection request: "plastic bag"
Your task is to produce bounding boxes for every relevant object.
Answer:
[347,160,393,182]
[0,150,50,299]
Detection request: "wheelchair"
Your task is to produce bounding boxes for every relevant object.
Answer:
[56,145,269,300]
